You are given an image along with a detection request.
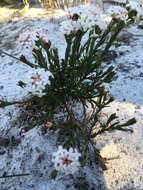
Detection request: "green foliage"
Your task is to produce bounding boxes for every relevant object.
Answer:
[0,13,137,169]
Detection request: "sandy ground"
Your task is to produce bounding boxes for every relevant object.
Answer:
[0,2,143,190]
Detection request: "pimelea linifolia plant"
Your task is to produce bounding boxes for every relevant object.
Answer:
[0,9,137,173]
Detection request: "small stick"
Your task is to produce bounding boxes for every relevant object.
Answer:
[0,49,38,68]
[0,173,31,179]
[0,50,21,62]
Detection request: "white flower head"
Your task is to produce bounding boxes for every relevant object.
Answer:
[60,11,109,35]
[18,28,49,47]
[107,6,128,20]
[59,20,81,35]
[52,146,81,175]
[79,13,95,31]
[21,68,53,97]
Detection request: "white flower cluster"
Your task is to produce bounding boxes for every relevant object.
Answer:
[21,68,53,97]
[79,13,110,31]
[52,146,81,175]
[59,1,143,35]
[59,19,81,35]
[18,28,49,47]
[107,6,128,20]
[60,3,133,35]
[59,12,111,34]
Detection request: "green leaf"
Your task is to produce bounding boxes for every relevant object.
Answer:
[107,113,118,125]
